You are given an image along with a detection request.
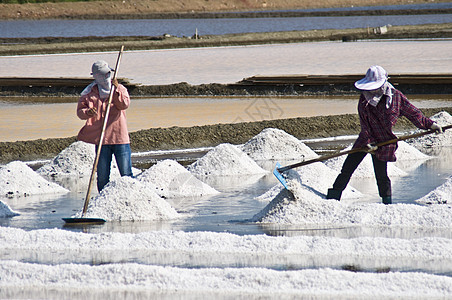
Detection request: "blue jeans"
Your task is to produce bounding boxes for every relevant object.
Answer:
[96,144,133,191]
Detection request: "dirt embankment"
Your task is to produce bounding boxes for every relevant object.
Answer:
[1,0,449,20]
[1,107,451,164]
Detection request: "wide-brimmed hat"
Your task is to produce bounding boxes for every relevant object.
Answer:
[354,65,388,90]
[91,60,114,75]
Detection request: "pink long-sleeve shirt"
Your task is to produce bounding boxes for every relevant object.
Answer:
[77,84,130,145]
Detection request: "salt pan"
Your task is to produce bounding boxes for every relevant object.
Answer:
[137,159,218,198]
[416,175,452,204]
[74,176,179,221]
[241,128,318,160]
[188,143,267,177]
[0,161,68,197]
[253,171,452,227]
[409,111,452,149]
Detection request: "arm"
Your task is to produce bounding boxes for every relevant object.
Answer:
[353,96,373,148]
[111,83,130,110]
[399,92,433,130]
[76,95,98,120]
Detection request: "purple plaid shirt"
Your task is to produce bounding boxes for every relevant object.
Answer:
[353,88,433,162]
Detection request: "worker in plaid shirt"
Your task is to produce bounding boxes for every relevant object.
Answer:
[326,66,443,204]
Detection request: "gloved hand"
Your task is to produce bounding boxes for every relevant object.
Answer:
[112,78,119,88]
[86,107,98,117]
[366,143,378,153]
[431,123,443,133]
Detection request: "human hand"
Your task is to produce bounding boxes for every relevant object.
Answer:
[366,143,378,153]
[112,78,119,88]
[86,107,98,117]
[431,123,443,133]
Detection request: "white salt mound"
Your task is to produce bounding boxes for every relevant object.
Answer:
[138,159,218,198]
[37,141,141,179]
[395,141,430,160]
[409,111,452,148]
[416,175,452,204]
[188,143,267,177]
[0,201,19,218]
[76,176,179,221]
[324,145,407,178]
[0,161,69,197]
[253,172,452,228]
[241,128,318,160]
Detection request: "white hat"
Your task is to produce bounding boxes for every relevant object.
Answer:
[91,60,114,75]
[355,65,388,90]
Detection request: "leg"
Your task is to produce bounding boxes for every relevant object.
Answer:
[327,151,367,200]
[96,144,113,192]
[371,154,392,204]
[112,144,133,177]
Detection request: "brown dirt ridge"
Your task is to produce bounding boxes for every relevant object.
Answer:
[1,107,451,164]
[1,0,450,20]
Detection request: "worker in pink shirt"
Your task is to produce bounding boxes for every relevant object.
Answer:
[77,60,132,191]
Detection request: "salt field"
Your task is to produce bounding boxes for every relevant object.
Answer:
[1,113,452,298]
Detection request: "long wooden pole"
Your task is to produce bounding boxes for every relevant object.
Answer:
[278,124,452,173]
[82,46,124,217]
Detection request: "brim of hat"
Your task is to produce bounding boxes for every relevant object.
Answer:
[91,67,115,75]
[354,78,386,90]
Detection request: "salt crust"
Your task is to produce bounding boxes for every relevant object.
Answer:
[2,260,452,298]
[0,161,68,198]
[253,170,452,227]
[74,176,179,221]
[409,111,452,149]
[137,159,219,198]
[241,128,318,160]
[188,143,268,177]
[416,175,452,204]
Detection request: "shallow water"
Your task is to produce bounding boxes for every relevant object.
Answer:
[1,95,451,142]
[1,143,451,240]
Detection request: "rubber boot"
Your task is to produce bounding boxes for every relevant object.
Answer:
[382,196,392,205]
[326,188,342,201]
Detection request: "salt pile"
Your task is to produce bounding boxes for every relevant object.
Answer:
[74,176,179,221]
[137,159,218,198]
[416,175,452,204]
[409,111,452,148]
[253,172,452,227]
[0,161,68,197]
[241,128,318,160]
[188,143,267,177]
[37,141,141,179]
[0,201,19,218]
[323,145,407,178]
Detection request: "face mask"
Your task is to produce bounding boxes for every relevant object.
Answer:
[363,86,384,107]
[93,72,112,99]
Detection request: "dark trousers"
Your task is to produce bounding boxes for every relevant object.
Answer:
[330,152,391,199]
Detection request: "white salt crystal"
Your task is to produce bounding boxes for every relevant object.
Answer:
[416,175,452,204]
[253,171,452,228]
[0,161,68,197]
[0,201,19,218]
[188,143,268,177]
[75,176,179,221]
[241,128,318,160]
[137,159,218,198]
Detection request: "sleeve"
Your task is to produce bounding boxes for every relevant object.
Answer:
[76,95,93,120]
[399,93,434,130]
[111,84,130,110]
[353,97,372,149]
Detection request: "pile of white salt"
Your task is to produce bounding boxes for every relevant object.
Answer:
[137,159,218,198]
[241,128,318,160]
[74,176,179,221]
[416,175,452,204]
[188,143,268,177]
[0,161,68,197]
[409,111,452,149]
